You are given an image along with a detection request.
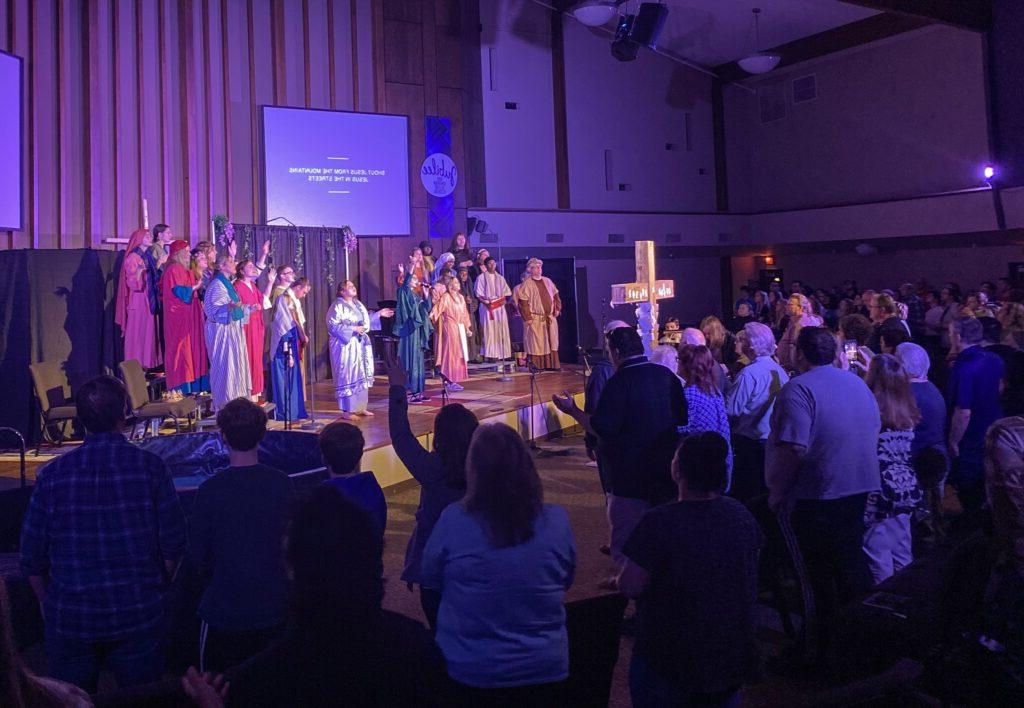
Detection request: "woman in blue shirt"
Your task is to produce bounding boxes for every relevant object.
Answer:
[421,422,576,701]
[678,345,734,489]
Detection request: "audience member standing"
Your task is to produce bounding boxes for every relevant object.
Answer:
[421,423,576,702]
[226,487,446,706]
[319,422,387,537]
[678,345,734,487]
[726,322,789,501]
[20,376,186,692]
[984,416,1024,638]
[947,317,1005,514]
[184,399,295,673]
[862,355,923,583]
[387,362,478,629]
[766,328,880,650]
[552,327,686,571]
[619,433,763,707]
[777,294,823,371]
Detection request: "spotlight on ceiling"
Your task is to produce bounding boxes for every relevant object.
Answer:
[983,164,997,182]
[573,1,618,28]
[738,8,781,75]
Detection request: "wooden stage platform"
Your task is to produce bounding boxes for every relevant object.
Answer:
[280,366,587,488]
[0,366,587,490]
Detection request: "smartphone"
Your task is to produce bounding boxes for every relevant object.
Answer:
[843,339,858,363]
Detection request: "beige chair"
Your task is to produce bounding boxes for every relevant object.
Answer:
[119,359,199,437]
[28,361,78,452]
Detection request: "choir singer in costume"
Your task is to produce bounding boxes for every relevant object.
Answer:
[395,270,434,402]
[270,278,310,422]
[474,256,512,361]
[430,277,473,391]
[234,254,276,400]
[327,280,394,420]
[516,257,561,370]
[115,228,161,369]
[204,256,256,411]
[162,240,209,394]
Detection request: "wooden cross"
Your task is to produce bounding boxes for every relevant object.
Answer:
[610,240,674,306]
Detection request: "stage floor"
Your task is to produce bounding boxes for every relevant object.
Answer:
[0,366,587,489]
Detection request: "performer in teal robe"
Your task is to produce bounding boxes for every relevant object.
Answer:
[395,273,434,401]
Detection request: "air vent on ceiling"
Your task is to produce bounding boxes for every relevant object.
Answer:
[608,233,626,244]
[717,233,733,244]
[758,84,786,124]
[504,101,518,110]
[665,233,681,244]
[478,233,498,244]
[545,233,564,243]
[792,74,817,104]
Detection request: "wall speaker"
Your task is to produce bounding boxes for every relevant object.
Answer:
[611,14,639,62]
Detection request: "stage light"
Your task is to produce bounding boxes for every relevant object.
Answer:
[764,255,774,265]
[983,164,996,182]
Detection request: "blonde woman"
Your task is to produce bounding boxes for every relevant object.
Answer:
[863,354,923,583]
[997,301,1024,347]
[777,294,823,371]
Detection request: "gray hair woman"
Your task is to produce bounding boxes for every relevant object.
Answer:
[724,321,790,500]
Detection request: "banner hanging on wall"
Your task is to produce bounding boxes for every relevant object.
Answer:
[424,116,456,240]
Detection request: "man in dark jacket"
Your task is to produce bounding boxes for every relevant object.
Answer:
[554,327,687,572]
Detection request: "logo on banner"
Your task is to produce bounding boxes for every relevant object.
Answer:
[420,153,458,197]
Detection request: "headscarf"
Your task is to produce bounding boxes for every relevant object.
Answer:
[395,273,433,340]
[115,228,151,330]
[433,252,455,282]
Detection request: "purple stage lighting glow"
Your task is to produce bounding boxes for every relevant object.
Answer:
[983,164,996,181]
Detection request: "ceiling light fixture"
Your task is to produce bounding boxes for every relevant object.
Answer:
[737,8,781,75]
[573,1,619,27]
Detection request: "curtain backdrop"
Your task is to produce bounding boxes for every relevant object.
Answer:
[0,249,122,441]
[234,224,367,385]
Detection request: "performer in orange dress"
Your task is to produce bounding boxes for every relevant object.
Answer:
[430,277,473,390]
[115,228,161,369]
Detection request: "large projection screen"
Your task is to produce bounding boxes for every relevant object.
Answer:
[0,50,23,231]
[262,106,411,235]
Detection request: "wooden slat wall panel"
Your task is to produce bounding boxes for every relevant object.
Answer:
[0,0,482,253]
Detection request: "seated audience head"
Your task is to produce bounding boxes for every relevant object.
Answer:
[741,322,776,359]
[672,432,729,497]
[699,316,727,354]
[464,423,542,548]
[879,320,911,353]
[287,485,383,630]
[433,403,479,489]
[895,342,931,381]
[680,327,706,347]
[319,422,365,476]
[216,398,268,452]
[953,317,984,348]
[866,353,920,430]
[650,344,680,374]
[979,316,1002,345]
[839,313,873,347]
[736,302,751,318]
[606,327,644,364]
[75,375,128,434]
[678,345,717,395]
[794,326,837,371]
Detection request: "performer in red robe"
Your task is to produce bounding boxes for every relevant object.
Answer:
[161,240,209,392]
[234,258,276,399]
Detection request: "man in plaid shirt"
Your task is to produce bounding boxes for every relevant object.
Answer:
[20,375,186,692]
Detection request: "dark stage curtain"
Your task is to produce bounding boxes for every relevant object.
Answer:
[0,249,122,441]
[234,224,359,383]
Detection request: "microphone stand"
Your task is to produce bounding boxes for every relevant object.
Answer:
[578,345,592,377]
[437,371,452,407]
[527,361,540,451]
[282,339,292,432]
